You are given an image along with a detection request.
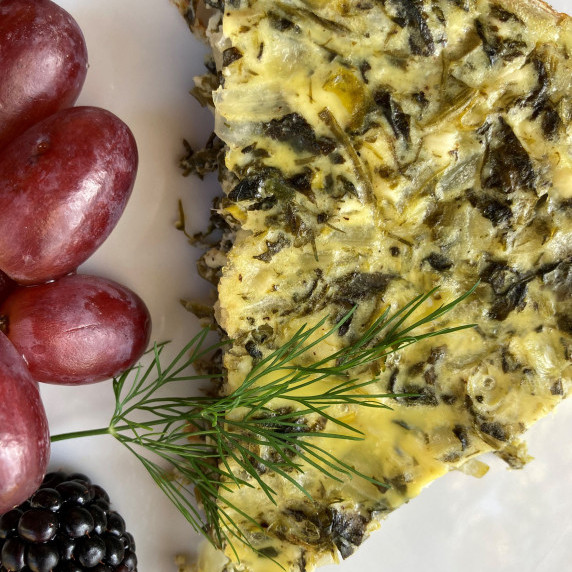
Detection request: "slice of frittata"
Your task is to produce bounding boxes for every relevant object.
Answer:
[180,0,572,570]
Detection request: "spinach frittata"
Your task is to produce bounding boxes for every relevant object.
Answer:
[178,0,572,570]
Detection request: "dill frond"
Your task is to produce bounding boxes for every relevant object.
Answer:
[51,284,478,555]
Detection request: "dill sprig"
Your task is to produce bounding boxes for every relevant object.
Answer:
[51,284,477,553]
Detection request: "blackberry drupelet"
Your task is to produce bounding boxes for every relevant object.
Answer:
[0,472,137,572]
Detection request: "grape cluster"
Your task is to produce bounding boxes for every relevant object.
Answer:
[0,0,152,516]
[0,472,137,572]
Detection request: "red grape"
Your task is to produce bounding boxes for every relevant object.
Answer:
[0,0,88,151]
[0,106,138,285]
[0,332,50,515]
[0,274,151,385]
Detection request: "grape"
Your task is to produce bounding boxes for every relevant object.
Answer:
[0,0,88,151]
[0,332,50,515]
[0,274,151,385]
[0,106,138,285]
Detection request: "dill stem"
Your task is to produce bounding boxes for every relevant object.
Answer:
[50,417,194,443]
[50,417,227,444]
[50,427,112,442]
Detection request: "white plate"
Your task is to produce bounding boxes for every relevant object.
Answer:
[43,2,572,571]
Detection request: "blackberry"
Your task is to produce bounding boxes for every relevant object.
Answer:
[0,472,137,572]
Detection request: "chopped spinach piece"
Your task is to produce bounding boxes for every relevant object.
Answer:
[264,113,336,155]
[466,189,513,226]
[247,195,278,211]
[541,108,562,139]
[332,272,395,304]
[523,55,550,116]
[222,46,243,67]
[328,509,368,559]
[425,252,453,271]
[245,340,263,360]
[480,260,520,294]
[453,425,470,450]
[551,379,564,396]
[280,203,317,258]
[479,421,509,442]
[253,234,291,263]
[501,347,522,373]
[373,89,411,142]
[359,60,372,84]
[480,118,536,194]
[382,0,435,56]
[287,169,313,194]
[269,11,299,32]
[228,168,295,203]
[520,55,563,139]
[258,546,280,558]
[180,133,225,179]
[488,281,529,321]
[398,385,439,407]
[490,4,522,23]
[475,19,528,64]
[228,175,265,202]
[335,175,359,199]
[557,313,572,336]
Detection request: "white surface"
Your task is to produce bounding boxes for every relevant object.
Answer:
[42,1,572,571]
